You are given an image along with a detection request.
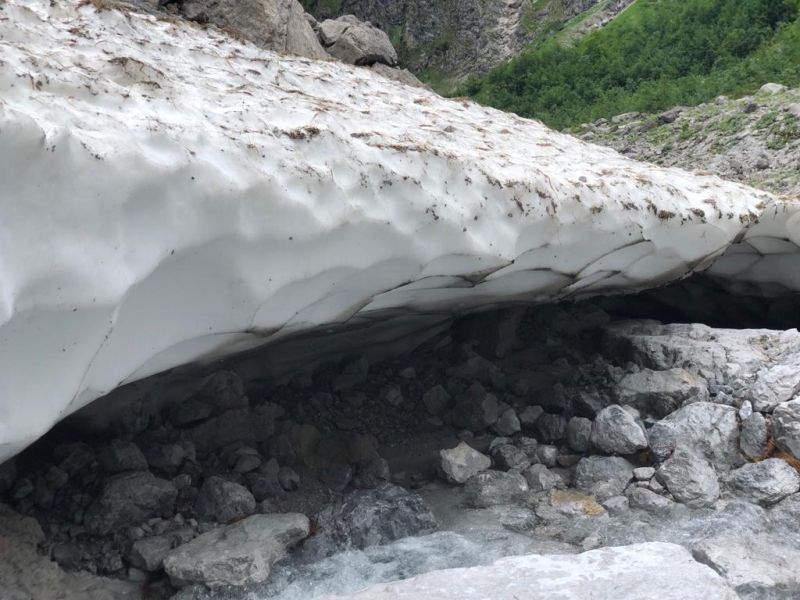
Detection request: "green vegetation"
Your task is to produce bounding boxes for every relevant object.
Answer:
[459,0,800,129]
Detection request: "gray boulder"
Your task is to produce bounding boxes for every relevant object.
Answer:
[164,513,309,588]
[331,484,437,549]
[573,456,634,500]
[692,535,800,596]
[98,440,148,472]
[452,383,499,432]
[616,367,708,419]
[518,405,543,428]
[590,405,648,455]
[318,15,398,66]
[0,459,15,494]
[194,476,256,523]
[627,487,675,514]
[422,384,451,415]
[773,399,800,460]
[490,444,530,472]
[494,408,521,437]
[750,365,800,412]
[533,413,567,443]
[656,446,720,508]
[522,464,563,493]
[85,472,177,535]
[648,402,741,468]
[566,417,592,453]
[730,458,800,506]
[129,535,172,572]
[740,412,769,460]
[533,444,558,467]
[181,0,327,60]
[464,470,529,508]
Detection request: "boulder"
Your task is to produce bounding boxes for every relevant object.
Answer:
[759,82,789,95]
[422,384,451,415]
[0,459,16,493]
[163,513,310,588]
[330,484,437,549]
[573,456,634,500]
[317,543,738,599]
[318,15,398,66]
[590,405,648,455]
[97,440,148,472]
[692,535,800,596]
[740,412,769,460]
[533,444,558,467]
[522,464,563,493]
[490,444,530,472]
[452,383,499,432]
[533,413,567,443]
[626,487,675,514]
[129,535,172,572]
[181,0,327,60]
[494,408,521,436]
[616,368,708,419]
[647,402,741,468]
[518,405,543,428]
[85,472,177,535]
[464,471,529,508]
[730,458,800,506]
[656,446,720,508]
[750,366,800,412]
[194,476,256,523]
[566,417,592,453]
[773,399,800,460]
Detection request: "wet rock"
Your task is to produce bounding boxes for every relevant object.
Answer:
[129,535,171,572]
[590,405,648,455]
[616,368,708,419]
[773,399,800,460]
[566,417,592,453]
[730,458,800,506]
[194,476,256,523]
[522,464,563,493]
[497,506,537,533]
[422,384,451,415]
[331,484,437,549]
[692,535,800,596]
[464,470,529,508]
[164,513,310,588]
[518,405,543,428]
[85,472,177,535]
[627,487,675,514]
[493,408,521,436]
[440,442,491,484]
[740,412,769,460]
[656,445,719,508]
[648,402,741,468]
[490,444,530,472]
[573,456,634,500]
[98,440,148,473]
[533,413,567,443]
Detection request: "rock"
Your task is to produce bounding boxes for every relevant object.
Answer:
[187,408,275,453]
[493,408,521,436]
[0,459,16,494]
[692,535,800,596]
[769,492,800,528]
[657,107,684,124]
[98,440,148,472]
[490,444,530,472]
[370,63,424,88]
[515,436,538,459]
[464,470,529,508]
[750,366,800,412]
[439,442,492,484]
[533,444,559,468]
[85,472,177,535]
[192,370,248,411]
[616,368,707,418]
[518,405,544,427]
[656,445,719,508]
[318,463,353,492]
[647,402,741,468]
[194,476,256,523]
[634,467,656,480]
[352,457,391,489]
[545,489,606,518]
[759,83,789,95]
[230,447,262,473]
[573,456,634,500]
[169,398,213,426]
[533,413,567,442]
[453,383,499,432]
[181,0,327,60]
[601,495,630,516]
[773,399,800,460]
[730,458,800,506]
[572,391,607,418]
[590,405,648,455]
[247,458,282,501]
[317,542,737,599]
[740,412,769,460]
[164,513,310,588]
[497,506,537,533]
[333,357,370,391]
[566,417,592,453]
[627,487,675,514]
[278,466,300,491]
[522,464,563,493]
[144,443,186,473]
[129,535,171,572]
[331,484,437,549]
[422,384,451,415]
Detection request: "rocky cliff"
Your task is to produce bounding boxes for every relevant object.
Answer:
[300,0,632,88]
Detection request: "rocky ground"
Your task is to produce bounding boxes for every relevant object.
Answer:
[2,302,800,598]
[574,83,800,197]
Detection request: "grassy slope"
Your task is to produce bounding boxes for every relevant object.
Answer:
[459,0,800,129]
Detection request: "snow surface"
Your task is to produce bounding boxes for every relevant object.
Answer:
[0,0,794,461]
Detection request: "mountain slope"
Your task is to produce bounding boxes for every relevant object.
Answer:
[461,0,800,129]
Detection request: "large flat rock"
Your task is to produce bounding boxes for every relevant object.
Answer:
[320,542,737,599]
